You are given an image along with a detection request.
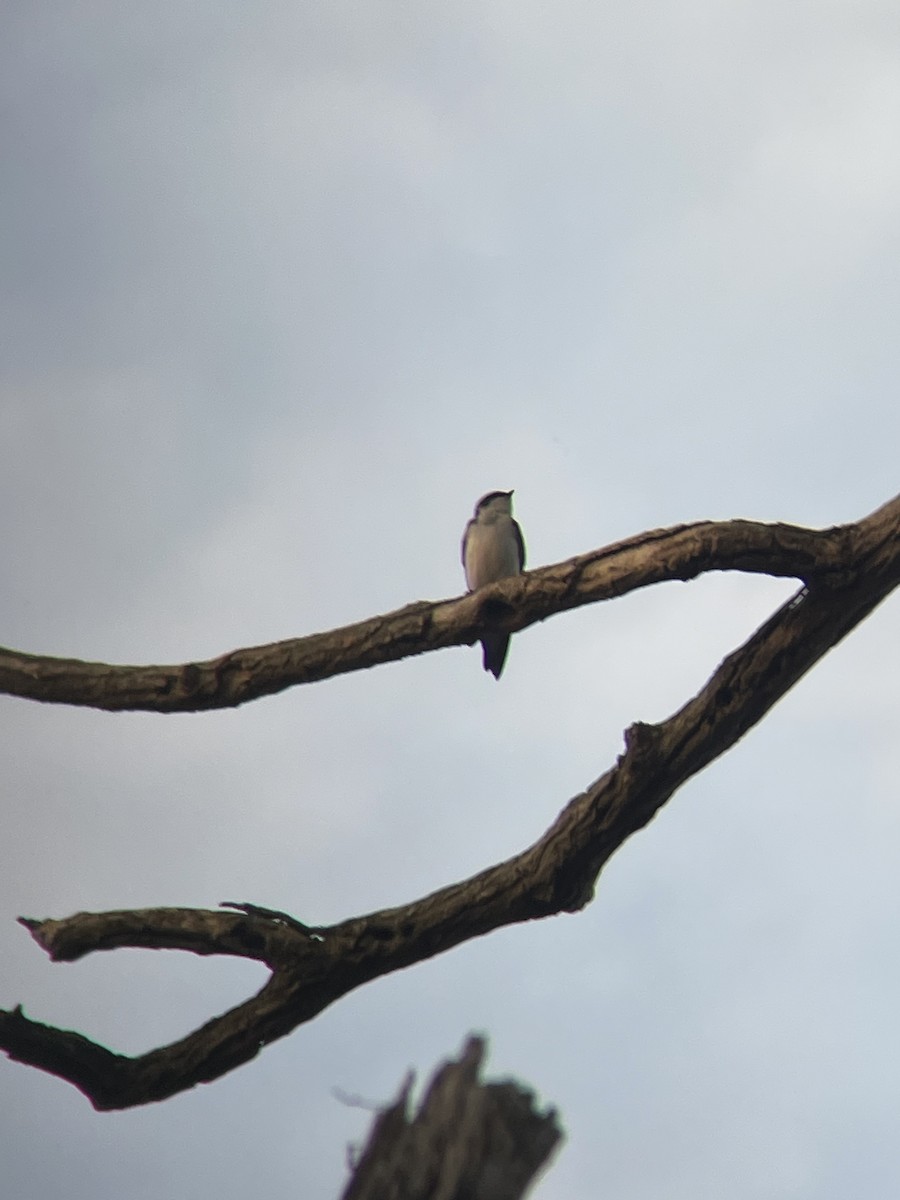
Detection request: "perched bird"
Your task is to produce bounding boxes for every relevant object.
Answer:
[461,490,526,678]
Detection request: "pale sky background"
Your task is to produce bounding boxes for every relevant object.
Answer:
[2,3,899,1197]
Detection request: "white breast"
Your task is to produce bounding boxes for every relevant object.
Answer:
[464,518,521,591]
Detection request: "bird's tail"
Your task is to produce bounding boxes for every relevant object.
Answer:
[481,634,511,680]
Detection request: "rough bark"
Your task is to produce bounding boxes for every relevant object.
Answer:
[0,495,898,1109]
[0,513,863,713]
[340,1036,561,1200]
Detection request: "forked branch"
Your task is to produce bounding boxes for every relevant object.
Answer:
[0,495,898,1108]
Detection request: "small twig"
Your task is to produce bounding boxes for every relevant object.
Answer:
[220,901,326,941]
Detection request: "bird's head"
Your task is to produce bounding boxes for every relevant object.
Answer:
[474,490,514,518]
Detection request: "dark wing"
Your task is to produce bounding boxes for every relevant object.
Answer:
[513,519,526,571]
[461,518,474,571]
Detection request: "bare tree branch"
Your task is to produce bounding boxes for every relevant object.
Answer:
[0,508,871,713]
[340,1036,562,1200]
[1,493,898,1109]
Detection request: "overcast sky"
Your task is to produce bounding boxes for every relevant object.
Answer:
[2,3,899,1197]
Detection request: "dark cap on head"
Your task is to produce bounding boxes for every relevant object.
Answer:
[476,489,514,509]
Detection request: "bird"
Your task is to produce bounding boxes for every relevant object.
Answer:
[461,490,526,679]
